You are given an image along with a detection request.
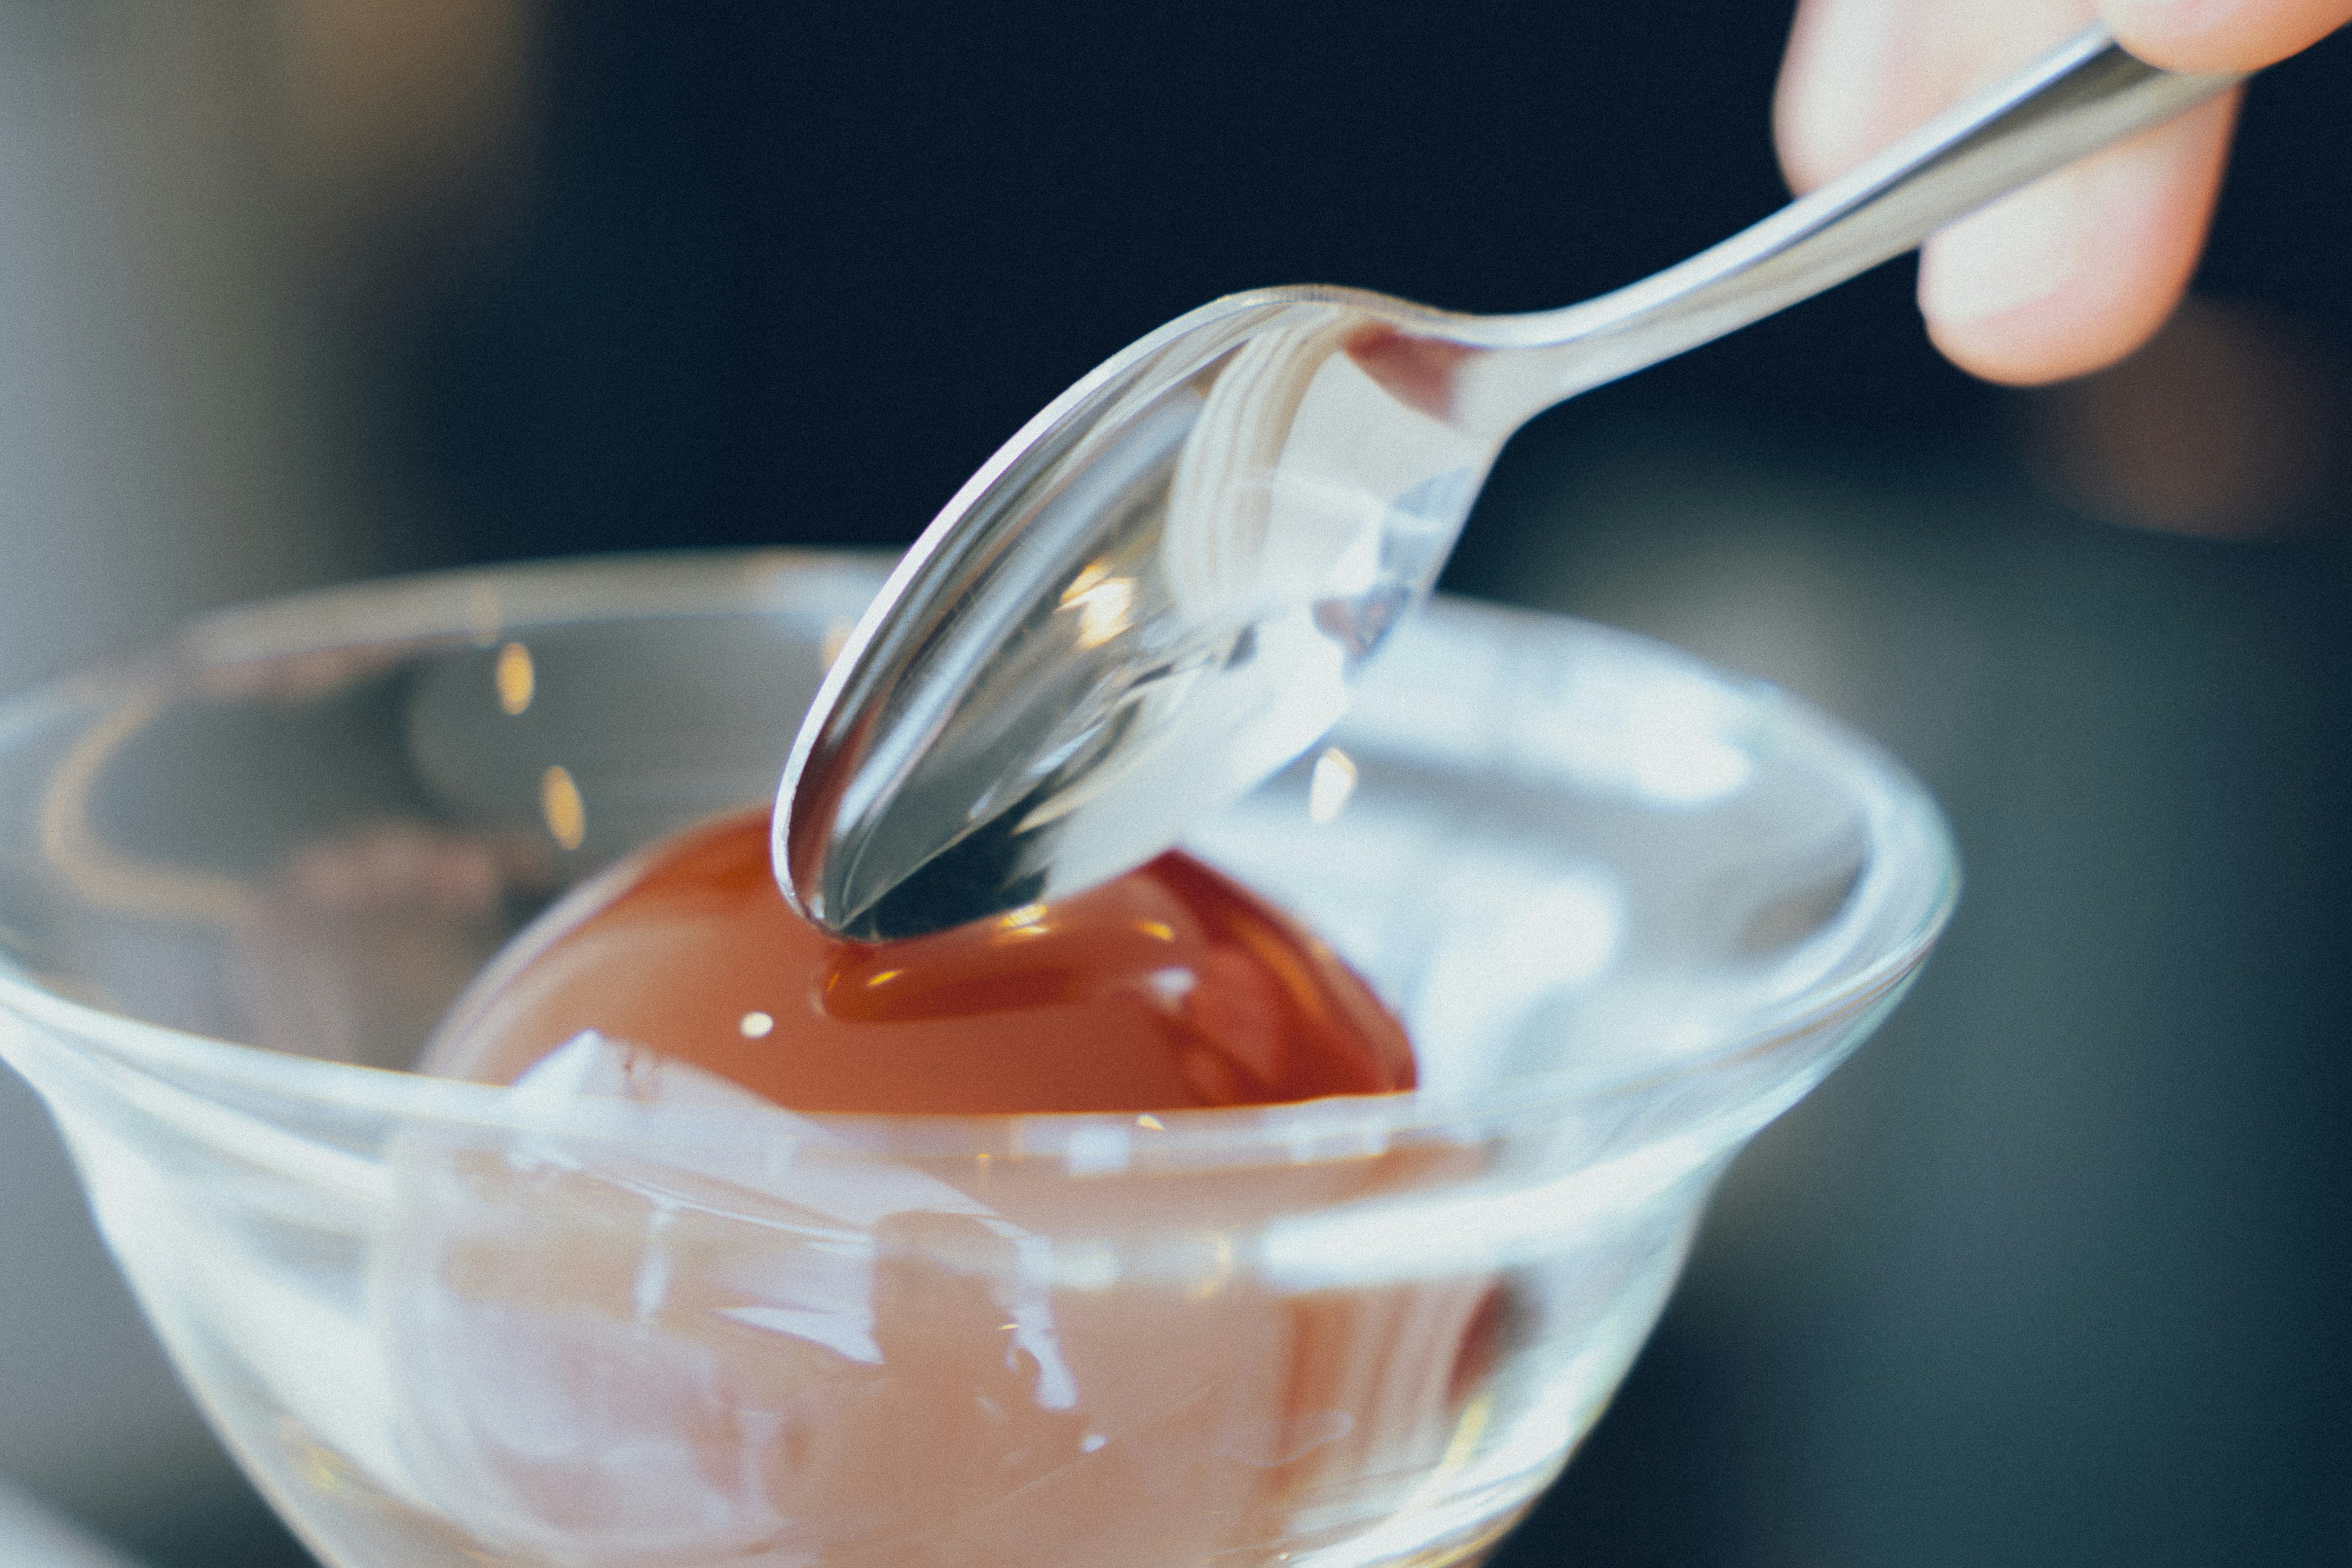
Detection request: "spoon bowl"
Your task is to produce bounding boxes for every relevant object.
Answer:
[778,28,2237,940]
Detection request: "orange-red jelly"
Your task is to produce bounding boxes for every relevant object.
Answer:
[397,810,1502,1568]
[424,806,1414,1111]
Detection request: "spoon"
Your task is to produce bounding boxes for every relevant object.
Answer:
[777,26,2238,940]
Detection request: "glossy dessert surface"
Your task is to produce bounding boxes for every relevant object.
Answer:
[425,806,1415,1115]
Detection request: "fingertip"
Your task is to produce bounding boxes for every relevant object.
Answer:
[1918,162,2192,385]
[2102,0,2352,73]
[1925,273,2190,385]
[1773,0,1925,193]
[1774,0,1850,192]
[1918,91,2237,385]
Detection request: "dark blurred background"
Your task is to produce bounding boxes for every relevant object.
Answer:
[0,3,2345,1564]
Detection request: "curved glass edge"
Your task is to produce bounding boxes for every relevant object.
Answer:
[0,550,1960,1168]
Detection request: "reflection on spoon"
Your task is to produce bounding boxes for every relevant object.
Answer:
[777,28,2240,940]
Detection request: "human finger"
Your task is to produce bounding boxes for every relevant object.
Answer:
[1774,0,2095,200]
[1776,0,2239,384]
[2103,0,2352,73]
[1919,89,2238,384]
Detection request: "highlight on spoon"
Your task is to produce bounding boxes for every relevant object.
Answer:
[776,26,2240,942]
[776,298,1494,941]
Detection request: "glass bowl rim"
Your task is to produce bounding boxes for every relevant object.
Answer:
[0,549,1961,1167]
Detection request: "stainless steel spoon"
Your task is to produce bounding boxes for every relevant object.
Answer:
[777,26,2238,940]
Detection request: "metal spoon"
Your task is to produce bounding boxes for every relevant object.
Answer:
[777,26,2238,940]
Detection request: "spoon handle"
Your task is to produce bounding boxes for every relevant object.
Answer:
[1473,27,2242,424]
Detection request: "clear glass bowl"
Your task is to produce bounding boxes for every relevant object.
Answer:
[0,551,1955,1568]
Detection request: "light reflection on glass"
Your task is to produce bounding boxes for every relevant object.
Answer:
[1058,558,1136,650]
[1307,746,1358,824]
[1061,559,1111,601]
[737,1011,774,1039]
[494,641,534,715]
[1068,575,1134,650]
[1623,694,1752,805]
[36,684,251,926]
[1506,668,1755,810]
[1409,856,1623,1098]
[538,764,586,851]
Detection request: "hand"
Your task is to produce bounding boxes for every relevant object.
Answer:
[1775,0,2351,384]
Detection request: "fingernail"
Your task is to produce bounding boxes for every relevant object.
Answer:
[1918,167,2084,325]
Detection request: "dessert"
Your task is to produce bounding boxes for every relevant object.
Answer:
[423,807,1415,1113]
[390,806,1498,1567]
